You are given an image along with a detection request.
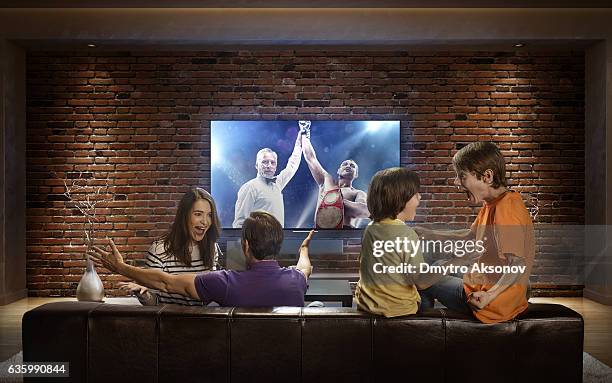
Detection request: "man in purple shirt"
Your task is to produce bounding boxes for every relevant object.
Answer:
[91,211,314,307]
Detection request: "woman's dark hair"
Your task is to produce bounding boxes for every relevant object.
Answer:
[241,211,284,260]
[367,167,420,222]
[453,142,507,188]
[162,187,221,268]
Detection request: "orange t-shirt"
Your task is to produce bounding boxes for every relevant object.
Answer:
[464,190,535,323]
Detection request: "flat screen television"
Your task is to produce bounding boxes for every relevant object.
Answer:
[211,120,400,229]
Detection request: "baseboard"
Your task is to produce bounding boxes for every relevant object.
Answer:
[0,289,27,305]
[583,288,612,305]
[531,285,583,297]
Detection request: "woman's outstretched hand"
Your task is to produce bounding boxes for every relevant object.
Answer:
[89,238,125,274]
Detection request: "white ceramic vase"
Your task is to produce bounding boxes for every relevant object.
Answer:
[76,256,105,302]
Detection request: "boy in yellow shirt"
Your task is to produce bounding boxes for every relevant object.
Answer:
[355,167,432,317]
[417,142,535,323]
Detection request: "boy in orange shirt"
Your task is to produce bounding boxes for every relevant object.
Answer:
[417,142,535,323]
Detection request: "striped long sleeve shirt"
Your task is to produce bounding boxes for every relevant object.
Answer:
[141,240,221,306]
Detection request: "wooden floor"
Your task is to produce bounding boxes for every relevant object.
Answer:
[1,297,611,366]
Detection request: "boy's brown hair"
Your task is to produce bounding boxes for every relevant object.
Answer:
[367,167,420,222]
[453,142,507,188]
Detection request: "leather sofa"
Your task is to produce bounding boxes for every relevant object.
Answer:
[22,302,583,383]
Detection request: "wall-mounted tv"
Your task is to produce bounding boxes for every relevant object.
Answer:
[211,120,400,229]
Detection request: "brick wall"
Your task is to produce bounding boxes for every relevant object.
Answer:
[25,50,585,296]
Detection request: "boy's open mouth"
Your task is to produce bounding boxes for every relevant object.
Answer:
[461,188,474,202]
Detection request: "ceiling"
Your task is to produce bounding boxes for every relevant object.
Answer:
[0,6,609,49]
[0,0,610,8]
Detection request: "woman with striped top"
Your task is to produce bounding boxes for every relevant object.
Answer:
[119,187,222,306]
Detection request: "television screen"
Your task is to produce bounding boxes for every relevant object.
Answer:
[211,120,400,229]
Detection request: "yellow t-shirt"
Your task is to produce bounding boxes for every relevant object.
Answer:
[355,219,424,318]
[465,190,535,323]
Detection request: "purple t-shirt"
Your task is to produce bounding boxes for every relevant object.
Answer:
[194,260,307,307]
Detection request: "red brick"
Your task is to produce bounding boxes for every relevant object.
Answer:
[26,50,585,296]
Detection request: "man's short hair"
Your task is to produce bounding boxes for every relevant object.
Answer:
[255,148,278,166]
[453,142,507,188]
[241,211,284,260]
[367,167,420,222]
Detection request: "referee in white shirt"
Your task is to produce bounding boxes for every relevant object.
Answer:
[232,126,305,228]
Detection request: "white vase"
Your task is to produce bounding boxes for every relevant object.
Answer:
[76,256,105,302]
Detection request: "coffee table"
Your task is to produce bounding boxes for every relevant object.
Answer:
[305,279,353,307]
